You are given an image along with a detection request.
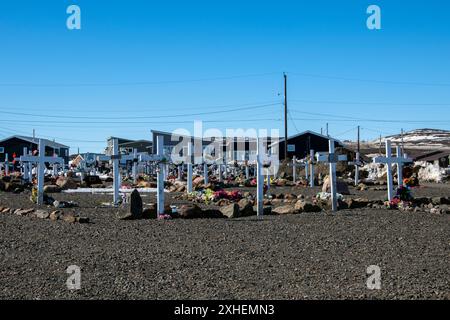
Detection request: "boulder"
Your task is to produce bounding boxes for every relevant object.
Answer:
[63,213,77,223]
[15,208,34,216]
[83,175,102,187]
[346,198,370,209]
[294,200,322,213]
[238,199,255,217]
[49,210,61,221]
[35,210,50,219]
[142,203,157,219]
[44,185,62,193]
[178,204,203,219]
[220,203,240,218]
[192,176,204,187]
[322,176,350,195]
[56,177,78,190]
[272,205,296,215]
[76,216,90,223]
[129,189,143,219]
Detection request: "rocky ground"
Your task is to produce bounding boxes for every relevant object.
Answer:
[0,183,449,300]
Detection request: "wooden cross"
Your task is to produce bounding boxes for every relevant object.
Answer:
[316,139,347,212]
[348,152,364,186]
[19,139,64,205]
[373,140,412,201]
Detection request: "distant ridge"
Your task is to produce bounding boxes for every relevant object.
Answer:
[381,129,450,149]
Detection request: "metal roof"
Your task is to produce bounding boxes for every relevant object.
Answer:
[0,135,69,149]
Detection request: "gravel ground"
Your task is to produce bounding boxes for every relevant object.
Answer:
[0,183,449,300]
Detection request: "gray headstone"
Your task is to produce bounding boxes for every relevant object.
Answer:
[129,189,143,219]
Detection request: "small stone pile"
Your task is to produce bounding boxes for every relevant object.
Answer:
[0,206,89,223]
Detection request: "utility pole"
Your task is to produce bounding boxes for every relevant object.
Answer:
[326,123,329,137]
[357,125,360,153]
[283,72,288,160]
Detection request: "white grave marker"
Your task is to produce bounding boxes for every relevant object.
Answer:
[19,139,64,205]
[373,140,412,201]
[349,152,363,186]
[316,140,347,212]
[395,146,412,187]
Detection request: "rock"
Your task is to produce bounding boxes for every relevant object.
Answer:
[56,177,78,190]
[284,193,297,201]
[192,176,204,187]
[358,183,368,191]
[1,207,11,213]
[15,208,34,216]
[252,206,273,215]
[322,176,350,195]
[220,203,240,218]
[238,199,255,217]
[76,217,89,223]
[431,197,450,205]
[43,185,62,193]
[142,203,157,219]
[295,200,322,213]
[272,205,296,215]
[49,210,61,221]
[346,198,370,209]
[129,189,143,219]
[178,204,203,219]
[83,175,102,187]
[430,208,442,215]
[63,213,77,223]
[35,210,50,219]
[5,182,22,192]
[202,209,224,218]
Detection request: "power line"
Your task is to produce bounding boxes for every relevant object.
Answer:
[0,103,280,120]
[289,99,450,106]
[289,72,450,87]
[0,72,280,88]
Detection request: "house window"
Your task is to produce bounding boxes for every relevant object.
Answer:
[0,147,4,153]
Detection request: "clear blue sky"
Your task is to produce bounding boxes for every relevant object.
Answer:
[0,0,449,153]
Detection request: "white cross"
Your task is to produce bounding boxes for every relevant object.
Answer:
[348,152,364,186]
[395,146,412,187]
[186,141,193,193]
[97,138,121,205]
[4,153,10,176]
[316,139,348,212]
[308,149,316,187]
[373,140,412,201]
[292,156,308,183]
[256,137,277,218]
[138,136,166,216]
[121,148,139,184]
[19,139,64,205]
